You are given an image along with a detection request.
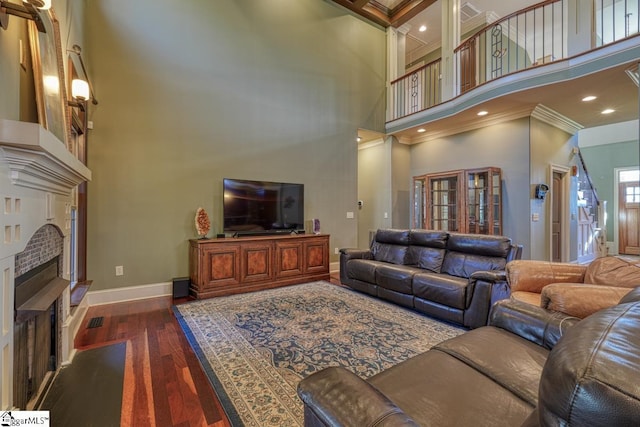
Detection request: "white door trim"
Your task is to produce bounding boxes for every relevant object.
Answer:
[549,164,571,262]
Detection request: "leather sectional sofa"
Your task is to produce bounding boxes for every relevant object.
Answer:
[298,287,640,427]
[340,229,522,329]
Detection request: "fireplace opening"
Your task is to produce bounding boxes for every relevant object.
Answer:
[14,257,64,409]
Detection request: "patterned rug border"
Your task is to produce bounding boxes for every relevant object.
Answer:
[173,281,465,426]
[173,304,244,426]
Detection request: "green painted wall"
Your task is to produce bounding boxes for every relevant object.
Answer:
[84,0,386,290]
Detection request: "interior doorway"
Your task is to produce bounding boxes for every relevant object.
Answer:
[549,165,570,262]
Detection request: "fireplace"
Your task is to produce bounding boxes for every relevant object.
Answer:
[0,119,92,410]
[13,226,66,409]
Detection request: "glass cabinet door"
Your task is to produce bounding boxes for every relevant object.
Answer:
[427,172,462,231]
[465,167,502,235]
[413,177,426,228]
[414,167,501,234]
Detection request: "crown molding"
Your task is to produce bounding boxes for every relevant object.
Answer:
[531,104,584,135]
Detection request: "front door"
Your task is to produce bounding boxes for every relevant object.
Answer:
[619,180,640,255]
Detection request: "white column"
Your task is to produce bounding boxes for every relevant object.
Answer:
[441,0,460,101]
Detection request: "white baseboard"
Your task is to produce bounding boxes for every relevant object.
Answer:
[87,282,172,306]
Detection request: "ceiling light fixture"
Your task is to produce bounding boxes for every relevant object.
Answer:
[582,95,597,102]
[477,111,488,116]
[417,128,426,133]
[419,25,427,32]
[357,136,362,142]
[0,0,49,32]
[601,108,615,114]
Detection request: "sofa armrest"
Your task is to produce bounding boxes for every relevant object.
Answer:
[541,283,632,319]
[339,249,373,283]
[339,248,373,260]
[489,298,580,349]
[463,270,509,329]
[297,367,419,427]
[470,270,507,282]
[506,260,587,294]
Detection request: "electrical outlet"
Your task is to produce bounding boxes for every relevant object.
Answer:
[115,265,124,276]
[334,247,339,254]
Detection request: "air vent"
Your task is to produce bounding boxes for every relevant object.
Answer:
[87,316,104,328]
[460,2,480,22]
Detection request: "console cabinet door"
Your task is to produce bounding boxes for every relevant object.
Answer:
[202,244,241,289]
[304,239,329,274]
[240,242,273,283]
[275,241,304,278]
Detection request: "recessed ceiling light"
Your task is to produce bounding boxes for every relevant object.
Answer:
[419,25,427,32]
[477,111,488,116]
[601,108,615,114]
[417,128,426,133]
[582,95,597,102]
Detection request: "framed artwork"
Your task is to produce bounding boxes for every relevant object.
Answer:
[28,8,69,146]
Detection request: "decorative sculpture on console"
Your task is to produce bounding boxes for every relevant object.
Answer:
[195,207,210,238]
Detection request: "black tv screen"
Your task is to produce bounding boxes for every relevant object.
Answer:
[223,178,304,234]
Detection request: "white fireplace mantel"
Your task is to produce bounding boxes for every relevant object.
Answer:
[0,119,91,194]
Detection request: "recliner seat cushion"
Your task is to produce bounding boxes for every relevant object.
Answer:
[413,272,468,309]
[346,259,387,283]
[376,264,422,294]
[369,327,544,427]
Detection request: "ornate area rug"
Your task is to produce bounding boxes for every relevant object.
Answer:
[173,281,464,426]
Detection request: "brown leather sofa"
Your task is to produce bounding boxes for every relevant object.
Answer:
[298,287,640,427]
[507,256,640,318]
[340,229,522,328]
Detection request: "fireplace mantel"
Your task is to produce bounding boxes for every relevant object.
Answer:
[0,119,91,195]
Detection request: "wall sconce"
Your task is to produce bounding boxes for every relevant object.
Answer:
[67,45,98,105]
[0,0,51,32]
[68,79,89,111]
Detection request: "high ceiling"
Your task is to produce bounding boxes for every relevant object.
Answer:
[335,0,639,142]
[329,0,438,28]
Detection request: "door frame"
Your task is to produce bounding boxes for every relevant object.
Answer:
[613,166,640,255]
[548,164,571,262]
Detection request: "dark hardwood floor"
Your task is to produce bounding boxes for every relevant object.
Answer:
[74,297,231,426]
[71,273,342,426]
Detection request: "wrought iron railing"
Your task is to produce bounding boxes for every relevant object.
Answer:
[454,0,564,94]
[595,0,640,46]
[388,59,441,121]
[388,0,640,121]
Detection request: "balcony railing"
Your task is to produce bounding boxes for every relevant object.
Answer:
[389,0,640,122]
[388,59,441,121]
[454,0,565,95]
[595,0,640,46]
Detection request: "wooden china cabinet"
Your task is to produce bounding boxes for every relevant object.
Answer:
[413,167,502,235]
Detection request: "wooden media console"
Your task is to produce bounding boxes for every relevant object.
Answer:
[188,234,330,299]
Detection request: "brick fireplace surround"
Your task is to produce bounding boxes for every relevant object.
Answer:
[0,119,91,410]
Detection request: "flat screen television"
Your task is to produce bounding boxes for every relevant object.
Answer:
[223,178,305,235]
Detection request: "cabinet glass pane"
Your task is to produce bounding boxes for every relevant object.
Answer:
[468,172,489,234]
[430,177,458,231]
[414,178,426,228]
[492,171,501,234]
